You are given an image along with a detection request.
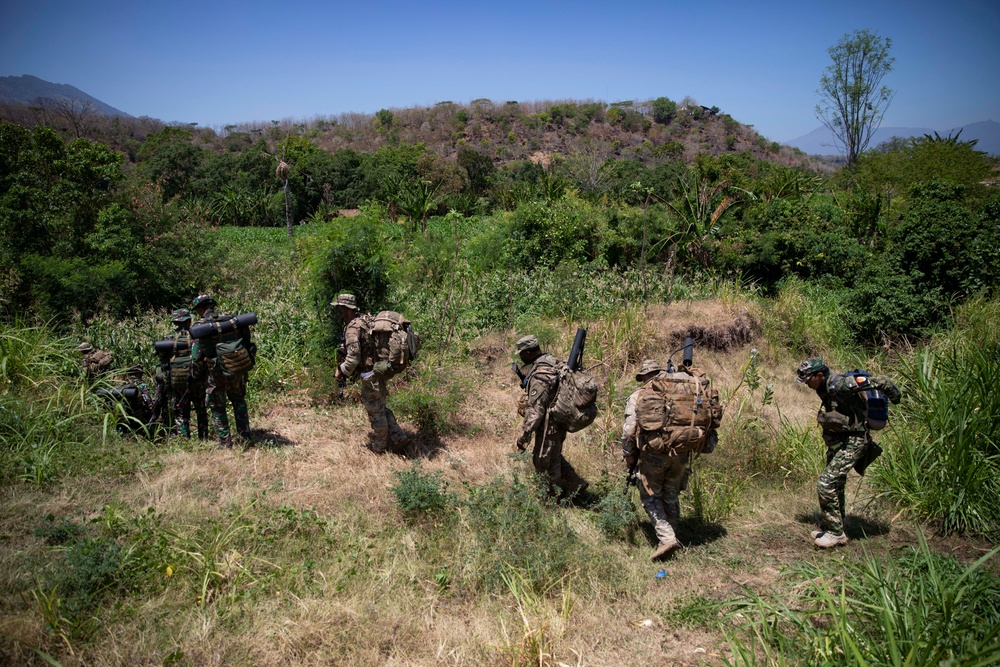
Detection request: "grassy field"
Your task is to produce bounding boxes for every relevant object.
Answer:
[1,226,997,666]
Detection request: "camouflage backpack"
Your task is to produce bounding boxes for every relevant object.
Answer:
[370,311,420,376]
[634,369,723,455]
[530,356,599,433]
[168,331,193,390]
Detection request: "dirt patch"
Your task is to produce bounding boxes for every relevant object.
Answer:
[647,301,760,352]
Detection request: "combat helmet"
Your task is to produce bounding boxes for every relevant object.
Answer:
[171,308,192,327]
[796,357,828,383]
[191,294,216,311]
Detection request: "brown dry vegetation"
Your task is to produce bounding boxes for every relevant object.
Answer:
[2,300,991,667]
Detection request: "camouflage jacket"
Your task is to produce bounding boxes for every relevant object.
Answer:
[519,353,561,438]
[818,373,901,436]
[338,313,375,378]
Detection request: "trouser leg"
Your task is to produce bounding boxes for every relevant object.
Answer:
[817,435,867,534]
[227,373,250,437]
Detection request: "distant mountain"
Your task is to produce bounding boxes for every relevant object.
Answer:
[786,120,1000,157]
[0,74,129,117]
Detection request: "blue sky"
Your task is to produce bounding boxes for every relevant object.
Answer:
[1,0,998,142]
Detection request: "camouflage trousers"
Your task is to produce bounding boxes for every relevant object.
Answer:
[638,451,689,544]
[531,419,587,497]
[817,433,869,534]
[361,375,406,452]
[205,370,250,441]
[172,380,209,439]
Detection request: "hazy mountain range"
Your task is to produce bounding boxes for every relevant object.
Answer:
[786,120,1000,157]
[0,74,129,117]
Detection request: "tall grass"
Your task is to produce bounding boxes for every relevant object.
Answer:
[715,533,1000,666]
[871,344,1000,538]
[758,277,853,357]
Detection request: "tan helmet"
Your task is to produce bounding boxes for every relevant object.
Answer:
[635,359,663,381]
[330,293,358,310]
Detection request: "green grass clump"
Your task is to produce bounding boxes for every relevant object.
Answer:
[715,534,1000,666]
[390,463,456,520]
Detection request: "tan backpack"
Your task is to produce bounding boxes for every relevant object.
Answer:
[370,311,420,376]
[635,369,722,456]
[529,357,598,433]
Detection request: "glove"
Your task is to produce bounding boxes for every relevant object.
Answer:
[373,360,393,376]
[516,432,531,451]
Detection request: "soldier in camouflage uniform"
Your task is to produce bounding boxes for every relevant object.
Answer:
[168,309,209,439]
[796,357,901,548]
[190,294,252,449]
[79,342,113,381]
[514,335,588,499]
[621,359,687,560]
[332,294,408,454]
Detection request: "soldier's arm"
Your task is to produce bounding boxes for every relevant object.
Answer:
[831,374,902,404]
[339,336,361,377]
[620,393,639,458]
[519,374,555,439]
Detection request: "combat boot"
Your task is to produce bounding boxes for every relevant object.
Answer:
[811,530,823,539]
[651,537,681,561]
[814,532,848,548]
[217,435,233,450]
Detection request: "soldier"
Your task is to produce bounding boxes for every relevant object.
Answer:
[621,359,687,560]
[332,294,409,454]
[796,357,901,548]
[190,294,252,449]
[124,365,154,436]
[167,309,209,439]
[79,342,113,380]
[514,335,589,499]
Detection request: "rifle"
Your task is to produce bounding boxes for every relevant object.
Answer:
[511,361,528,388]
[335,339,348,399]
[623,452,640,495]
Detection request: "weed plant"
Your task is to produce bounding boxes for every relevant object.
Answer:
[390,463,456,520]
[714,534,1000,666]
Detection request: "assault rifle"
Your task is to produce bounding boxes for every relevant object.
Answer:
[623,452,640,495]
[334,335,348,400]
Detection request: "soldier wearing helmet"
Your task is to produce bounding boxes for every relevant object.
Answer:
[795,357,901,548]
[189,294,253,448]
[79,341,113,380]
[165,308,208,439]
[332,293,409,454]
[513,335,588,499]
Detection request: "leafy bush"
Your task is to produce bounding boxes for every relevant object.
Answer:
[463,474,580,593]
[390,463,455,519]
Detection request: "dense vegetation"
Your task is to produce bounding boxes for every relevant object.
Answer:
[1,100,999,665]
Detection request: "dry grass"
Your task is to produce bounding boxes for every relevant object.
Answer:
[4,299,979,667]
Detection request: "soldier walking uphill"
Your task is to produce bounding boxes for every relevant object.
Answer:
[332,294,409,454]
[167,309,209,439]
[190,294,253,448]
[514,335,589,499]
[796,357,901,548]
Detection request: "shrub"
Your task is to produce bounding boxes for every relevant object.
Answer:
[390,463,455,519]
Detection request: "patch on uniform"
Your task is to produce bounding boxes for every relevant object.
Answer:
[856,375,868,384]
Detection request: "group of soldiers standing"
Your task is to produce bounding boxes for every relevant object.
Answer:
[80,294,253,449]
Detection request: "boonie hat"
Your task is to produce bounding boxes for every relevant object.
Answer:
[331,294,358,310]
[635,359,663,381]
[514,335,540,353]
[796,357,826,382]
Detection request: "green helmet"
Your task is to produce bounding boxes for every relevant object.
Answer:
[191,294,215,310]
[796,357,828,383]
[171,308,192,326]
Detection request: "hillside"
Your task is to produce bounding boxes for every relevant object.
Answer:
[0,74,130,117]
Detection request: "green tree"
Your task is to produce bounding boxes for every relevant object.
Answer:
[816,29,894,167]
[651,97,677,125]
